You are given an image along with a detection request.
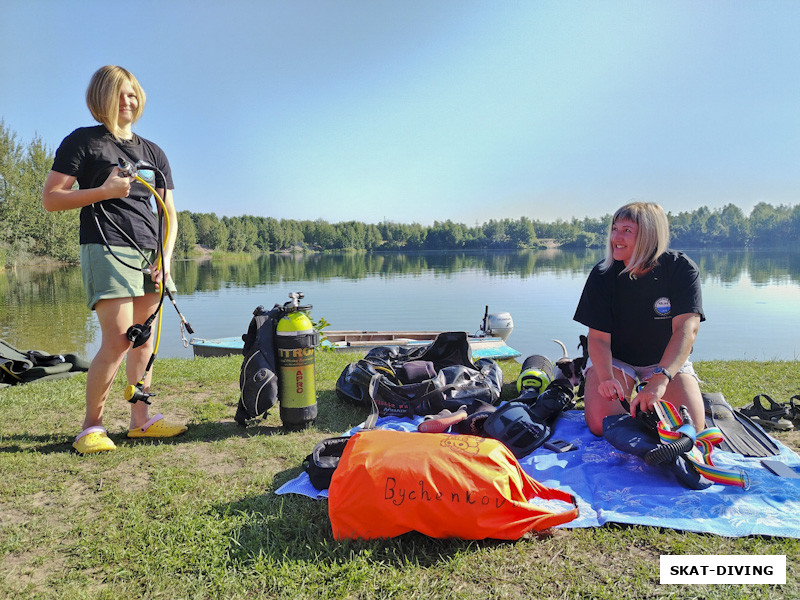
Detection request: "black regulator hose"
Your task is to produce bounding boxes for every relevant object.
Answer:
[644,433,695,466]
[644,406,697,466]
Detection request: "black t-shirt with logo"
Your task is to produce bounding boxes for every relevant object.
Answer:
[573,250,705,366]
[52,125,173,249]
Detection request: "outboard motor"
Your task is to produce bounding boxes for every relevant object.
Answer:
[479,306,514,341]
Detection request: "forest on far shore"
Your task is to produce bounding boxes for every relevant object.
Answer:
[2,121,799,267]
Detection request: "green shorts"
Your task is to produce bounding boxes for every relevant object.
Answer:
[81,244,177,310]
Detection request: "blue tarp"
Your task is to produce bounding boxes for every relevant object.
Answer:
[276,410,800,538]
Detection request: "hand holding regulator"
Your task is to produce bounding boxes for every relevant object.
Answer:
[617,382,696,466]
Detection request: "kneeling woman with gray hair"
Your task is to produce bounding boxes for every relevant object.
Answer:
[574,201,705,436]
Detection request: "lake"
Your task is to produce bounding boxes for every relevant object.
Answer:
[2,248,799,364]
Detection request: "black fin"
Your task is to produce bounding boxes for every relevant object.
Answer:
[703,392,780,457]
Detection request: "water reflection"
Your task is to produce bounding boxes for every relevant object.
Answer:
[168,249,800,289]
[693,249,800,286]
[173,249,607,290]
[0,265,96,355]
[2,248,799,361]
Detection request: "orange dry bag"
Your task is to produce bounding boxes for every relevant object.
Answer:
[328,429,579,540]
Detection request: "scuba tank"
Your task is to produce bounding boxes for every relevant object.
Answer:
[275,293,319,429]
[516,354,554,396]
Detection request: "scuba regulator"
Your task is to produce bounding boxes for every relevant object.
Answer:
[94,158,194,405]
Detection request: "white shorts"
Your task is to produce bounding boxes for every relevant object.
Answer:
[585,356,699,384]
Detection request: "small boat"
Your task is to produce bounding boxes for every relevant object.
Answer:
[190,308,519,361]
[190,330,520,361]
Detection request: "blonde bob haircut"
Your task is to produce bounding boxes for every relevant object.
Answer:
[601,201,670,278]
[86,66,145,140]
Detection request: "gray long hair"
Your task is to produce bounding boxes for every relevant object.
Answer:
[600,202,669,278]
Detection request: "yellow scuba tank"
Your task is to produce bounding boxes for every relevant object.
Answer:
[516,354,554,396]
[276,293,318,429]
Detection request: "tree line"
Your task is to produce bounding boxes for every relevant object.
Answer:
[2,121,799,266]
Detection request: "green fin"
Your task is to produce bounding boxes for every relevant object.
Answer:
[703,392,780,457]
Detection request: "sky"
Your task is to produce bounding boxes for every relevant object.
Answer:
[2,0,799,226]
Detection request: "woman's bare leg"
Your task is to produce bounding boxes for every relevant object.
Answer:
[583,365,635,436]
[82,297,134,430]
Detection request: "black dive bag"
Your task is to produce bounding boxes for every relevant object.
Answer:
[236,305,282,425]
[335,331,504,418]
[482,378,576,458]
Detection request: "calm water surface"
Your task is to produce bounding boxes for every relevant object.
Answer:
[2,249,799,363]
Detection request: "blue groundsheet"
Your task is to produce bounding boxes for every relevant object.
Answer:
[276,410,800,538]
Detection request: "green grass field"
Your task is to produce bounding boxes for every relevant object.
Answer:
[1,353,798,599]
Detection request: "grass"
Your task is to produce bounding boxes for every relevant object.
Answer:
[1,353,798,599]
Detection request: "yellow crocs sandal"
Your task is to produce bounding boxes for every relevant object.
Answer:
[128,414,188,439]
[73,426,116,454]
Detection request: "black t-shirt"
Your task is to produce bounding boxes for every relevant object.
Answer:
[51,125,173,249]
[573,250,705,366]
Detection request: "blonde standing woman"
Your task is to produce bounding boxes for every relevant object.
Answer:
[42,66,187,454]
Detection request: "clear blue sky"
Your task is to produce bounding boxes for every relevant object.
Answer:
[2,0,799,226]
